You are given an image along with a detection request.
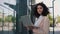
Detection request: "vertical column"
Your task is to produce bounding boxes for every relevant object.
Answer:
[16,0,27,34]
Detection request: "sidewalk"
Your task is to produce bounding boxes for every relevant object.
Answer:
[49,23,60,34]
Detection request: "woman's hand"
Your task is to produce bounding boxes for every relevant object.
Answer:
[25,25,30,30]
[25,25,34,30]
[28,26,34,30]
[25,25,40,30]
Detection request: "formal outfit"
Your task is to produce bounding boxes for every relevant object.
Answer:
[33,15,50,34]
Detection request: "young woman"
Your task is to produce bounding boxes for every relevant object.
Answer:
[26,2,50,34]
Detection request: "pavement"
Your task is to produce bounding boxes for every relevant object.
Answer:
[0,23,60,34]
[49,23,60,34]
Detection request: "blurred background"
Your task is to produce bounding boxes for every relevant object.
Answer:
[0,0,60,34]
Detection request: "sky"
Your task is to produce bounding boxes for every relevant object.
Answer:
[0,0,60,18]
[0,0,16,16]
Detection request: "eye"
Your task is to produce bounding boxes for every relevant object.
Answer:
[40,7,43,9]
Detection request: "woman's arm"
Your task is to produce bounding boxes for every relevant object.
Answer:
[33,17,50,34]
[42,17,50,34]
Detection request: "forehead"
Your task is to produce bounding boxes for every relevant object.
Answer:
[37,5,43,8]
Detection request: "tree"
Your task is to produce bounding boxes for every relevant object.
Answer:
[12,16,16,23]
[5,15,16,23]
[0,18,3,22]
[48,14,53,27]
[56,16,60,23]
[5,15,13,22]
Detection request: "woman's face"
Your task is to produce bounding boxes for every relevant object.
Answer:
[37,5,43,15]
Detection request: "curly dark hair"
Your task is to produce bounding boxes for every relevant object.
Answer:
[32,2,49,18]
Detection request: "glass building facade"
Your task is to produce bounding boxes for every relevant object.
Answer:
[0,0,60,34]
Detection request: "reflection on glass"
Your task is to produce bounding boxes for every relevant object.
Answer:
[0,0,16,34]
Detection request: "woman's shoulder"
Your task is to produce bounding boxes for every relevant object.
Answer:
[42,16,49,20]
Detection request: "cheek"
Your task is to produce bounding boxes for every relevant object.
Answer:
[37,10,42,14]
[40,9,43,12]
[40,8,43,11]
[37,9,40,13]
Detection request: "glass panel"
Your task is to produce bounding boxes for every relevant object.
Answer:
[0,0,60,34]
[0,0,16,34]
[54,0,60,34]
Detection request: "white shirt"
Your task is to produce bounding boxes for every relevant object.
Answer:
[34,15,43,27]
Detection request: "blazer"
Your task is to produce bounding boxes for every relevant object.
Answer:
[33,16,50,34]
